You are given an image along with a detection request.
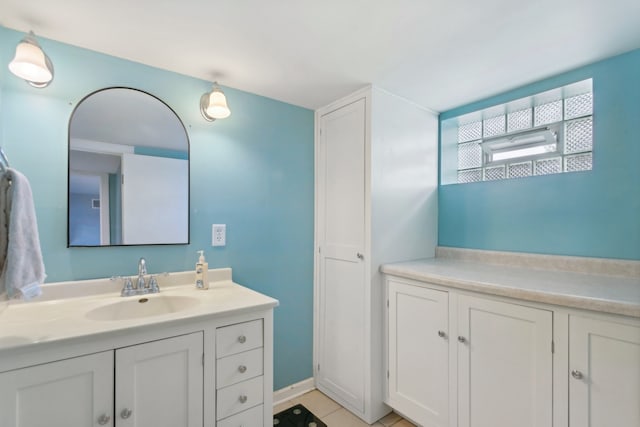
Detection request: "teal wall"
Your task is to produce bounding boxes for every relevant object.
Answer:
[439,49,640,260]
[0,26,314,389]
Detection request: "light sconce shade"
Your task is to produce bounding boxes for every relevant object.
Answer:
[8,31,54,88]
[200,83,231,121]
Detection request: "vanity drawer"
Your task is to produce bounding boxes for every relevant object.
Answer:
[216,375,264,420]
[216,404,264,427]
[217,347,264,389]
[216,319,263,358]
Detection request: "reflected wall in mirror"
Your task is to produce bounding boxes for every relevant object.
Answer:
[68,88,189,246]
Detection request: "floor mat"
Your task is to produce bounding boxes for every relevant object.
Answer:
[273,403,328,427]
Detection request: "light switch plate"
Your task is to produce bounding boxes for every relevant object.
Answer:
[212,224,226,247]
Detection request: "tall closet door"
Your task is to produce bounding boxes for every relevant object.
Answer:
[316,98,367,412]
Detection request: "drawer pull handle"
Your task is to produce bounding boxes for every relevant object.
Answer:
[120,408,132,419]
[239,394,248,404]
[238,365,247,373]
[97,414,111,425]
[571,370,584,380]
[238,335,247,344]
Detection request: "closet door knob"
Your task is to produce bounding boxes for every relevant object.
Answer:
[356,252,364,260]
[120,408,132,419]
[97,414,111,425]
[238,335,246,344]
[457,336,466,343]
[571,370,584,380]
[438,330,446,338]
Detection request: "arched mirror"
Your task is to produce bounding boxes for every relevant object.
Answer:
[68,88,189,246]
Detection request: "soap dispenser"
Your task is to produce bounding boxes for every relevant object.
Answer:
[195,250,209,290]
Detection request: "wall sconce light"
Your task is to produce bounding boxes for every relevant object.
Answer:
[8,31,54,88]
[200,83,231,121]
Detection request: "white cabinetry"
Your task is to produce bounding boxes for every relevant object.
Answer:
[315,86,438,423]
[0,309,274,427]
[386,277,553,427]
[0,351,114,427]
[569,315,640,427]
[0,333,202,427]
[457,295,552,427]
[116,332,203,427]
[215,319,266,424]
[387,279,449,427]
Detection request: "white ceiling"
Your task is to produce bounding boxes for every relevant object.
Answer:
[1,0,639,112]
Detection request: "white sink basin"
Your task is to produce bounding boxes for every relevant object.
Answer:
[86,295,200,321]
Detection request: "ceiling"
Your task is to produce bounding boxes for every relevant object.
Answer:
[1,0,639,112]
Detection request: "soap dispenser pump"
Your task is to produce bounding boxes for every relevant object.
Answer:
[195,250,209,290]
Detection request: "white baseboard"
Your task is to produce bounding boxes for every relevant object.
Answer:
[273,377,315,406]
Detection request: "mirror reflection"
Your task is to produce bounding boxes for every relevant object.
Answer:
[68,88,189,246]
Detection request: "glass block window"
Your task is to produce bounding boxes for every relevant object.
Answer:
[451,79,593,184]
[507,108,532,132]
[458,141,482,170]
[534,157,562,176]
[458,121,482,143]
[534,100,563,126]
[565,117,593,154]
[483,115,506,138]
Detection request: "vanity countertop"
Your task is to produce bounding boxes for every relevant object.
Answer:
[0,268,278,355]
[381,257,640,318]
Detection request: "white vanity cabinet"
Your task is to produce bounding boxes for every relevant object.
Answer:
[0,332,203,427]
[0,351,114,427]
[115,332,203,427]
[386,277,553,427]
[568,315,640,427]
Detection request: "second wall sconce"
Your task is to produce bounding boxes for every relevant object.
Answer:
[8,31,54,88]
[200,83,231,121]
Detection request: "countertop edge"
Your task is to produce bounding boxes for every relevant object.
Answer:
[381,264,640,318]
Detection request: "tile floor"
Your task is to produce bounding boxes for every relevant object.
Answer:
[274,390,416,427]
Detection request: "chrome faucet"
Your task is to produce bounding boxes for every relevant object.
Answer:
[136,258,147,291]
[114,257,161,297]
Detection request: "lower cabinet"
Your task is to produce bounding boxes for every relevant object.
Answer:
[116,332,203,427]
[0,351,114,427]
[386,276,640,427]
[0,332,202,427]
[387,280,449,427]
[569,315,640,427]
[387,277,553,427]
[457,294,552,427]
[0,312,274,427]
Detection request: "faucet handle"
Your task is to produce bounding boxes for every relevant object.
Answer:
[120,277,135,297]
[148,275,160,293]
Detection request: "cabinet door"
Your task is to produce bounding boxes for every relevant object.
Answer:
[388,280,449,427]
[0,351,114,427]
[458,295,552,427]
[569,316,640,427]
[115,332,203,427]
[316,98,367,412]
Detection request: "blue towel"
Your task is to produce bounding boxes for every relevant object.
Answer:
[0,168,46,299]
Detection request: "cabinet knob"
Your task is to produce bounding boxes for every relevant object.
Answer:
[97,414,111,425]
[238,335,247,344]
[438,330,446,338]
[120,408,132,419]
[356,252,364,260]
[238,365,247,373]
[239,394,248,404]
[457,336,466,343]
[571,370,584,380]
